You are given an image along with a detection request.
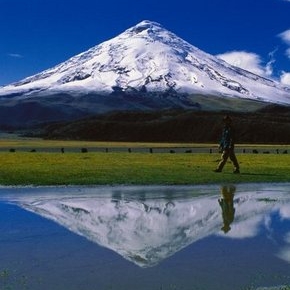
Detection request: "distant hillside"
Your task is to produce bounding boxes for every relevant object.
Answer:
[38,105,290,144]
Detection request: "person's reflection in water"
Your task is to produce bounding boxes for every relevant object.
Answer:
[218,185,236,233]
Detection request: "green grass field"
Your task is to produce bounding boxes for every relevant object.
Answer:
[0,146,289,185]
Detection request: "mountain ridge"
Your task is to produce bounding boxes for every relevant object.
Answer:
[0,20,289,127]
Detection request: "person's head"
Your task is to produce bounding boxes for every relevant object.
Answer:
[221,225,231,233]
[223,115,232,125]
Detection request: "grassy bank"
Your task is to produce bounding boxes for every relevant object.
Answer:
[0,151,289,185]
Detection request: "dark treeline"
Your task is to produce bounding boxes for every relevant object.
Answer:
[38,104,290,144]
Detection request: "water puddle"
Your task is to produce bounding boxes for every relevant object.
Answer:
[0,183,290,290]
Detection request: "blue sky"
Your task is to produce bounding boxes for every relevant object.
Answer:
[1,0,290,86]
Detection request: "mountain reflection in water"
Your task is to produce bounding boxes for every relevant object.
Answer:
[3,183,290,268]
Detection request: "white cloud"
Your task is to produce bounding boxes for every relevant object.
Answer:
[277,29,290,85]
[216,51,270,77]
[277,232,290,264]
[280,71,290,85]
[265,47,278,76]
[277,247,290,264]
[279,204,290,219]
[7,53,23,58]
[278,29,290,45]
[218,29,290,83]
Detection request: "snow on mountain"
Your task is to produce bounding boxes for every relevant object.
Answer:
[5,184,290,268]
[0,20,290,107]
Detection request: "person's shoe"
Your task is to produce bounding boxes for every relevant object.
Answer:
[233,169,240,174]
[213,169,222,173]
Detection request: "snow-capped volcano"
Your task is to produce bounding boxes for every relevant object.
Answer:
[0,20,289,125]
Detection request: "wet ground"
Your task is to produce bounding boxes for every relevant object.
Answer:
[0,183,290,290]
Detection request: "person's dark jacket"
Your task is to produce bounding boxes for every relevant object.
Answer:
[219,125,235,150]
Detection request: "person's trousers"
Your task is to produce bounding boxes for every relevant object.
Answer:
[217,149,239,171]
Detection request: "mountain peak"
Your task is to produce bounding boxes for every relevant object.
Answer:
[119,19,184,48]
[131,20,163,32]
[125,20,169,40]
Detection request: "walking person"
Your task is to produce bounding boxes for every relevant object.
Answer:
[214,115,240,173]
